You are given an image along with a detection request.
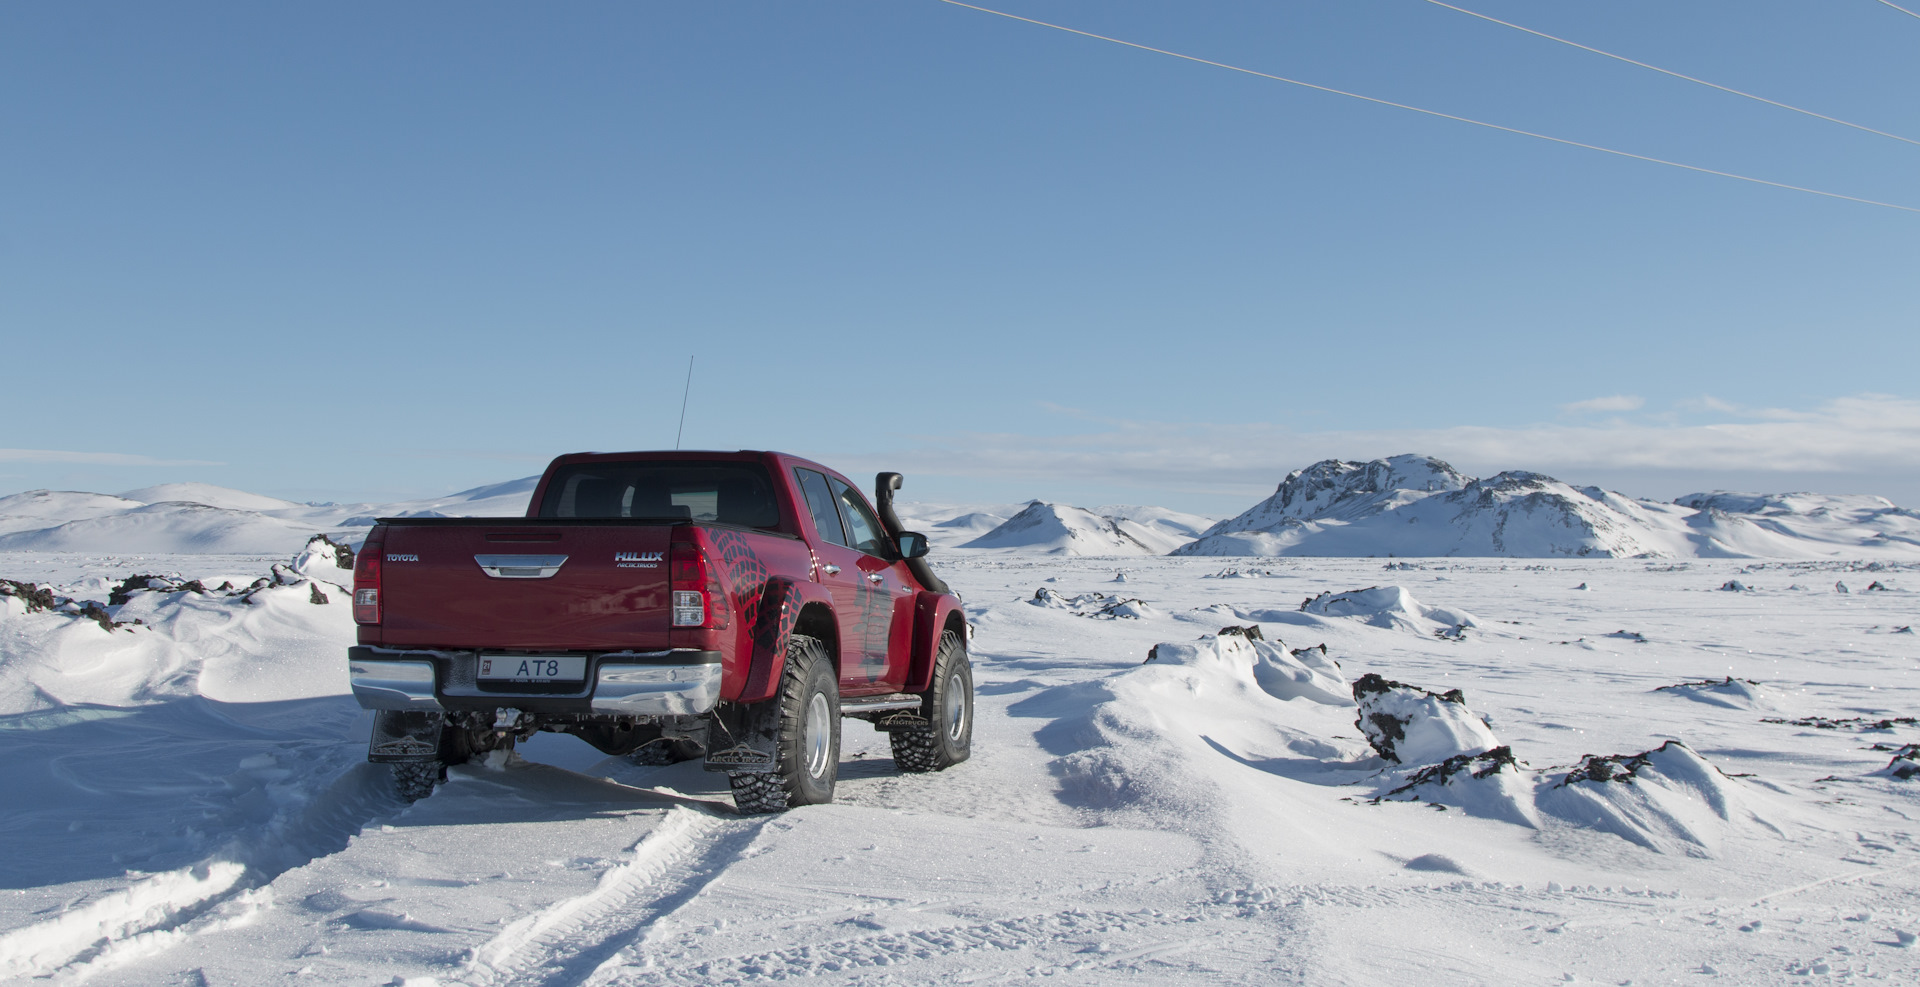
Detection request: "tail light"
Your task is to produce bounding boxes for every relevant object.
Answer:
[353,527,386,624]
[669,529,731,629]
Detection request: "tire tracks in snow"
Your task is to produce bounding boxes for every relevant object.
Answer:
[592,899,1280,984]
[464,805,753,987]
[588,859,1297,987]
[0,862,269,983]
[0,759,402,982]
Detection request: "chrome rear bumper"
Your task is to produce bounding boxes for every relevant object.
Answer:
[347,646,723,717]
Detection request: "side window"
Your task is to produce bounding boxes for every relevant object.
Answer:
[794,469,848,547]
[829,477,890,558]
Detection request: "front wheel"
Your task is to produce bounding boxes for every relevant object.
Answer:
[729,634,840,813]
[891,629,972,772]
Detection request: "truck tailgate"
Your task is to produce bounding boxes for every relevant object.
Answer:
[376,522,676,651]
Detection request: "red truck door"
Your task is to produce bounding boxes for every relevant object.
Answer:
[793,468,906,693]
[826,476,915,692]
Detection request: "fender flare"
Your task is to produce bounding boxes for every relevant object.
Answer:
[736,578,835,704]
[905,590,967,694]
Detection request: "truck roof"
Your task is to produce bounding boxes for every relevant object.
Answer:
[525,450,858,526]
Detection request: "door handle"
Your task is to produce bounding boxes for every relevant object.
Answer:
[867,573,884,584]
[821,564,841,575]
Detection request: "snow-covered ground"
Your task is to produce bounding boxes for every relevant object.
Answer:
[5,549,1920,984]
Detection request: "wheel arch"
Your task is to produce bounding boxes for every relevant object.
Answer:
[736,579,838,704]
[793,600,840,675]
[906,591,967,694]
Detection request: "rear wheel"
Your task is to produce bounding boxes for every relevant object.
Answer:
[392,761,442,802]
[729,634,840,813]
[384,714,505,803]
[890,629,972,772]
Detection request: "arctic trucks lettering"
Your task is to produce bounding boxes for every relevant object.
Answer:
[347,451,971,813]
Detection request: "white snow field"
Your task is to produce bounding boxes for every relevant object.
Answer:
[4,547,1920,985]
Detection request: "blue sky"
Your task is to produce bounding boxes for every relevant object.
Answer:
[5,1,1918,514]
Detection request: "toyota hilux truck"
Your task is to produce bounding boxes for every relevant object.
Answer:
[346,451,971,813]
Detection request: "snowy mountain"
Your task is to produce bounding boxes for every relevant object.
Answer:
[7,460,1916,560]
[1178,455,1920,559]
[1090,504,1217,540]
[117,483,303,513]
[375,475,542,520]
[1674,491,1920,557]
[890,502,1018,551]
[961,501,1193,555]
[1199,454,1471,535]
[0,490,148,535]
[0,503,342,555]
[0,477,544,555]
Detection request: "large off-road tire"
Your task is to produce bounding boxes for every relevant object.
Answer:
[392,761,442,802]
[729,634,839,814]
[890,629,973,773]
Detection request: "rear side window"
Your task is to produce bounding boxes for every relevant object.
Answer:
[793,468,847,546]
[537,462,781,528]
[828,477,891,558]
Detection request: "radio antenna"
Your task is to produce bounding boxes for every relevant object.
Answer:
[674,355,694,450]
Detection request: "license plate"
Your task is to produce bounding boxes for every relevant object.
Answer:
[478,655,587,683]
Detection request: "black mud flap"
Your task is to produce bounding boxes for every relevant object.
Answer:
[702,702,777,773]
[368,710,444,763]
[874,711,929,732]
[703,744,777,772]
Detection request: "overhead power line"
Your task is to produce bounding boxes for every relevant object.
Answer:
[933,0,1920,215]
[1422,0,1920,147]
[1874,0,1920,21]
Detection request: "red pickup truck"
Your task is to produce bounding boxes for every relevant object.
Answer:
[347,451,971,813]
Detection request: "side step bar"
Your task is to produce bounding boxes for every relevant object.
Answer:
[840,693,923,714]
[841,693,927,730]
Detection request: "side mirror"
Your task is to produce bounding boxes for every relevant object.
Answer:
[896,532,930,559]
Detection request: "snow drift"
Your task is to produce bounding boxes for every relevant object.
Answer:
[1352,673,1499,765]
[1035,629,1788,858]
[0,540,356,713]
[1024,630,1363,831]
[1534,741,1784,856]
[1298,585,1478,635]
[1654,676,1777,711]
[1144,630,1351,706]
[1356,674,1787,855]
[1029,588,1158,619]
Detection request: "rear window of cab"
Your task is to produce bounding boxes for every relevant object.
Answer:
[536,461,782,529]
